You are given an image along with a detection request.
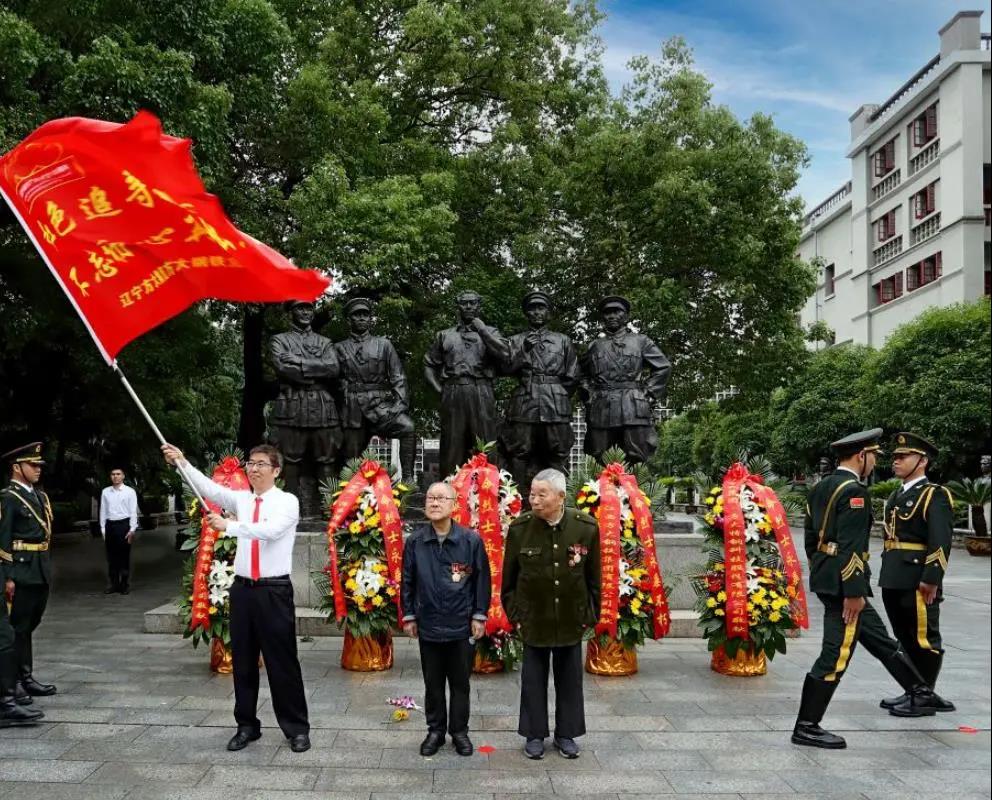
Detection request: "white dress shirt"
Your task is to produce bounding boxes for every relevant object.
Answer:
[178,460,299,579]
[901,475,928,493]
[100,484,139,533]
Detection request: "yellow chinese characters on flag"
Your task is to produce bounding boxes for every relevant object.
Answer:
[0,112,329,362]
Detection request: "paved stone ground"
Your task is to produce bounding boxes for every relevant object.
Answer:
[1,523,989,800]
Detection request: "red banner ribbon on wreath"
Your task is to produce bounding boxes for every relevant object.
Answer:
[751,483,809,629]
[451,454,512,635]
[326,460,404,625]
[594,463,625,637]
[621,473,671,638]
[189,457,249,632]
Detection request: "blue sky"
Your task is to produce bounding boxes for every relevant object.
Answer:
[596,0,991,209]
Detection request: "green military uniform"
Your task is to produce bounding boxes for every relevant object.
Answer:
[793,429,934,751]
[0,443,56,697]
[502,507,599,748]
[879,432,955,713]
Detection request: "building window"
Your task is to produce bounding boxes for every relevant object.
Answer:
[876,209,897,242]
[824,263,835,296]
[874,272,903,305]
[873,138,897,178]
[911,103,938,147]
[913,182,936,219]
[907,252,942,291]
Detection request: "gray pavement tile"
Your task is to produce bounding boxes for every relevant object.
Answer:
[497,795,622,800]
[314,767,434,792]
[83,762,210,786]
[30,707,119,724]
[42,722,147,742]
[550,771,674,794]
[663,770,795,794]
[928,730,991,749]
[378,746,492,770]
[487,749,603,770]
[373,795,496,800]
[914,747,992,768]
[61,740,179,763]
[270,745,382,768]
[779,769,903,793]
[803,747,931,769]
[0,783,129,800]
[122,791,368,800]
[702,748,818,770]
[0,758,102,783]
[167,743,280,765]
[665,715,772,732]
[107,709,214,726]
[197,765,320,790]
[863,794,992,800]
[892,769,992,793]
[0,738,77,759]
[89,694,181,709]
[431,769,552,794]
[592,749,710,770]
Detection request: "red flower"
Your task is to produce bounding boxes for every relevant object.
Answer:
[508,497,522,515]
[706,575,723,593]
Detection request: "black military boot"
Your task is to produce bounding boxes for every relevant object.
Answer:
[881,651,955,712]
[880,649,936,717]
[0,691,44,727]
[14,680,33,705]
[791,675,846,749]
[20,674,57,696]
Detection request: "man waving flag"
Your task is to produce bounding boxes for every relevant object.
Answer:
[0,110,329,362]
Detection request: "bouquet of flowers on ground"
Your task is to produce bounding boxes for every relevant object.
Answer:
[178,450,247,649]
[448,446,524,670]
[569,448,671,654]
[315,454,409,640]
[693,461,809,661]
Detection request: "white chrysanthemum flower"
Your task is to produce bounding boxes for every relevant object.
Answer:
[354,557,385,596]
[618,559,637,597]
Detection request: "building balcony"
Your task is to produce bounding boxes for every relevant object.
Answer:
[873,235,903,267]
[804,181,852,230]
[911,213,941,245]
[871,169,901,202]
[909,138,940,176]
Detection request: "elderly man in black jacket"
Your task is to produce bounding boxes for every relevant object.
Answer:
[402,482,491,757]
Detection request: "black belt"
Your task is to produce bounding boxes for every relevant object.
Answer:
[234,575,291,587]
[446,376,490,385]
[348,382,391,392]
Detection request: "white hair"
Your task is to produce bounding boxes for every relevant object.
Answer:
[532,469,566,494]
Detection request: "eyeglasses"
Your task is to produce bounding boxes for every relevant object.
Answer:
[426,494,455,503]
[244,461,274,470]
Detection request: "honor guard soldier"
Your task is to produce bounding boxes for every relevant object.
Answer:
[792,429,936,750]
[0,443,58,705]
[878,433,955,715]
[502,469,600,760]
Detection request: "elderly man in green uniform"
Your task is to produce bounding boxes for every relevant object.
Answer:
[878,433,955,715]
[792,429,937,750]
[0,443,58,704]
[502,468,600,760]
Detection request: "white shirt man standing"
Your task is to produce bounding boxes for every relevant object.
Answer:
[161,442,310,754]
[99,468,138,595]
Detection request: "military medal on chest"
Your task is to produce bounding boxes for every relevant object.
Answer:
[451,562,471,582]
[567,543,588,567]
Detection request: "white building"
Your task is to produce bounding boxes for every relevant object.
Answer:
[799,10,991,348]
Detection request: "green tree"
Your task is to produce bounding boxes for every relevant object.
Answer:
[655,413,696,476]
[865,298,991,477]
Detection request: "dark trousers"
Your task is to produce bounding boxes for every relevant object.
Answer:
[439,383,498,477]
[584,425,658,465]
[9,583,49,678]
[518,642,585,739]
[809,594,900,682]
[0,601,17,693]
[418,638,474,735]
[104,518,132,590]
[228,579,309,738]
[882,587,944,683]
[500,420,574,492]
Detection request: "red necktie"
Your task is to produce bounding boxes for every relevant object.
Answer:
[250,497,262,580]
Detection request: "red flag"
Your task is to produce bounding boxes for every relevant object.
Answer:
[0,111,330,362]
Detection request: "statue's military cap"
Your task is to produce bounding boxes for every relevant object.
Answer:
[343,297,372,316]
[521,290,551,310]
[598,295,631,314]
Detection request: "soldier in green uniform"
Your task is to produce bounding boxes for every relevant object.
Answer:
[878,433,955,715]
[502,468,600,760]
[0,442,58,702]
[792,429,936,750]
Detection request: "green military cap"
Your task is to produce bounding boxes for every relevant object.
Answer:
[521,290,551,310]
[830,428,884,458]
[598,295,631,314]
[343,296,372,316]
[891,432,939,460]
[1,441,45,465]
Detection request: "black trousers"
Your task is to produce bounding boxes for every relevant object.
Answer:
[500,420,574,492]
[9,583,49,678]
[518,642,585,739]
[809,594,900,682]
[882,587,944,683]
[584,425,658,465]
[418,638,474,735]
[0,600,17,693]
[104,518,132,589]
[228,579,309,738]
[439,383,498,477]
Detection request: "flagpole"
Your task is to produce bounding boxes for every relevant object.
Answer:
[111,360,207,507]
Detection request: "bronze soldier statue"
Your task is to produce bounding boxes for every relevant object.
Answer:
[268,300,341,517]
[500,291,579,490]
[581,296,671,465]
[424,290,509,477]
[335,297,417,481]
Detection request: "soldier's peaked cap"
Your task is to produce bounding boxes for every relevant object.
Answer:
[598,295,631,314]
[343,296,372,315]
[891,432,939,460]
[521,290,551,310]
[1,441,45,466]
[830,428,884,458]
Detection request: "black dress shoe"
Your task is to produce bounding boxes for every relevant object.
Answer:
[20,676,57,696]
[420,731,444,756]
[120,587,130,595]
[289,734,310,753]
[451,731,473,756]
[0,693,44,726]
[880,692,908,710]
[104,586,118,594]
[14,682,33,706]
[882,690,954,712]
[791,721,846,749]
[226,729,262,751]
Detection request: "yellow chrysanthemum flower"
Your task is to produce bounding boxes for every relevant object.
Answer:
[706,598,717,608]
[716,591,726,602]
[715,609,725,617]
[372,595,384,607]
[769,611,782,623]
